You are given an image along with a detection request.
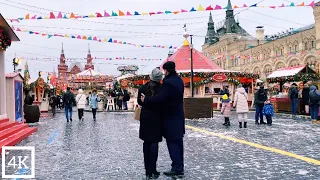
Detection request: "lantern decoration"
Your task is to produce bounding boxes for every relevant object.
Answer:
[0,28,11,50]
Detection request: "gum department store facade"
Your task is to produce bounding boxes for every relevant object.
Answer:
[202,0,320,80]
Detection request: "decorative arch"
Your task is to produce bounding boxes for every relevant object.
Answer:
[303,55,316,64]
[263,64,273,77]
[287,42,293,53]
[252,66,261,74]
[293,41,299,52]
[275,61,286,70]
[243,68,251,73]
[288,58,301,67]
[279,45,284,55]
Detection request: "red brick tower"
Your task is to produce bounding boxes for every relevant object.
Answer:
[85,43,94,70]
[57,43,68,76]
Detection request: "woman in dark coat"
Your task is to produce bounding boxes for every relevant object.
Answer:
[302,84,310,115]
[137,68,163,179]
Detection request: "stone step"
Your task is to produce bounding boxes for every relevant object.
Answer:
[0,124,29,140]
[0,121,19,131]
[0,118,9,124]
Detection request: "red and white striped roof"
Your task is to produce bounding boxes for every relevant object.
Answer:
[160,40,223,73]
[5,72,23,79]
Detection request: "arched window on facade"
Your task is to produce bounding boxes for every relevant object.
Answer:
[293,41,299,52]
[280,45,284,55]
[275,62,285,70]
[264,65,273,77]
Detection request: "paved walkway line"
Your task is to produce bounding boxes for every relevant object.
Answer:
[186,125,320,166]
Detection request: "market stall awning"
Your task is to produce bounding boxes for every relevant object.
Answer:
[267,65,318,83]
[116,73,135,81]
[267,65,307,78]
[76,68,104,76]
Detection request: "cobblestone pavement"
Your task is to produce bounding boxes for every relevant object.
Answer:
[1,111,320,179]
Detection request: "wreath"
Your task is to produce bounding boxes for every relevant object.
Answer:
[0,29,11,50]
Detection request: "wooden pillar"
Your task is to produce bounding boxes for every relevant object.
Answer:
[0,50,7,117]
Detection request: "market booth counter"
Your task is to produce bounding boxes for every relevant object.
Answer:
[267,65,319,114]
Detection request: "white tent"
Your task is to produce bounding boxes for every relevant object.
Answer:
[116,73,135,81]
[76,68,104,76]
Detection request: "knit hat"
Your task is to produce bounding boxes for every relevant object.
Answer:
[162,61,175,71]
[150,68,163,82]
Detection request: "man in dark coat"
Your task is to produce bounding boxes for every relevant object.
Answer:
[141,61,185,177]
[63,87,75,122]
[254,85,267,124]
[289,83,299,116]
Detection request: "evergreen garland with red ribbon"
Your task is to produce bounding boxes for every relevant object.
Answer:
[0,29,11,50]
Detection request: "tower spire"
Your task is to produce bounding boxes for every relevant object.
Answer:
[227,0,233,10]
[88,43,91,54]
[61,42,64,54]
[204,12,218,45]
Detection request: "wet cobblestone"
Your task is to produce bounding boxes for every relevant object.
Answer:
[0,111,319,179]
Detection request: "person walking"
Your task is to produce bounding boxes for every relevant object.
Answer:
[76,89,87,120]
[221,94,231,126]
[233,84,249,128]
[141,61,185,178]
[254,85,267,124]
[288,83,299,116]
[89,89,100,121]
[116,89,124,110]
[49,92,57,117]
[63,87,75,122]
[302,83,310,115]
[137,68,163,179]
[309,85,320,124]
[122,88,130,110]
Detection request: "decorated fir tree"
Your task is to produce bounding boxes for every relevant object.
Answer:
[23,61,31,90]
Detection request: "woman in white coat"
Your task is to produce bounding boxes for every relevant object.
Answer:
[76,89,87,120]
[233,84,249,128]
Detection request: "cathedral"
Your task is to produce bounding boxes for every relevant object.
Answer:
[202,0,320,80]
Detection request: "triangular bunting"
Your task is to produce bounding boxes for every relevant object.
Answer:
[165,11,172,14]
[96,13,103,17]
[77,35,81,39]
[31,15,37,19]
[290,2,295,6]
[269,6,276,8]
[126,11,132,15]
[25,14,30,19]
[298,2,305,6]
[108,38,112,42]
[181,9,188,12]
[279,4,284,7]
[205,5,214,10]
[48,35,53,39]
[141,12,148,15]
[82,36,87,39]
[250,4,257,7]
[118,10,125,16]
[197,4,204,11]
[112,11,118,16]
[104,11,110,17]
[190,7,196,11]
[57,12,63,18]
[63,14,68,18]
[214,5,222,10]
[173,11,179,14]
[93,37,97,41]
[70,13,75,18]
[149,12,156,15]
[49,12,55,19]
[134,11,141,15]
[243,4,248,7]
[234,5,239,8]
[87,36,92,40]
[89,14,95,18]
[309,1,315,6]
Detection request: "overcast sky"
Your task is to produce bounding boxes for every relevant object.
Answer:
[0,0,315,79]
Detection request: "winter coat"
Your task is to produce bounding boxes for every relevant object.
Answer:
[76,89,87,109]
[137,82,163,143]
[233,87,249,113]
[309,85,320,105]
[221,102,231,117]
[143,72,185,140]
[302,87,310,105]
[254,89,267,106]
[89,94,101,109]
[288,87,299,100]
[262,103,274,116]
[63,91,75,106]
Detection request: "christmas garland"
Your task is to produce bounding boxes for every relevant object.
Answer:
[24,78,50,91]
[127,71,259,82]
[0,29,12,50]
[267,73,319,83]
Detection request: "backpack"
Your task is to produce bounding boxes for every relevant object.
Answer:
[309,90,320,104]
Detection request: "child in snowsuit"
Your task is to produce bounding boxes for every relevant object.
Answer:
[221,94,231,126]
[262,100,274,126]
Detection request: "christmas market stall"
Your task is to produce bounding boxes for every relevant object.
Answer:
[267,65,319,114]
[126,39,259,118]
[69,68,113,93]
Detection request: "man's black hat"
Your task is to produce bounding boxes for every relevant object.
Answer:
[162,61,175,71]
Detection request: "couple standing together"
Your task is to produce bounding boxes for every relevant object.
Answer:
[138,61,185,179]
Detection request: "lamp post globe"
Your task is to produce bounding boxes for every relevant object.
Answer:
[183,31,189,39]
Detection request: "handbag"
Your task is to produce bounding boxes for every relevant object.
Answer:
[134,106,141,120]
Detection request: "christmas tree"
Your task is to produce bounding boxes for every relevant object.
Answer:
[23,61,30,90]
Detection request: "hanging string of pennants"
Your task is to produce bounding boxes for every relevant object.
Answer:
[11,26,178,49]
[6,1,316,22]
[17,56,164,61]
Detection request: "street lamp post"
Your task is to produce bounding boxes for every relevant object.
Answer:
[190,35,194,97]
[13,57,20,72]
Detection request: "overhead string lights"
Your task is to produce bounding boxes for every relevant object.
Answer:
[6,1,316,22]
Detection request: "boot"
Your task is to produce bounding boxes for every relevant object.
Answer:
[223,117,228,126]
[244,122,247,128]
[260,120,266,124]
[255,121,259,125]
[239,122,242,128]
[226,117,231,126]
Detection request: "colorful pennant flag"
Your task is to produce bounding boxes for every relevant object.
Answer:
[17,56,164,61]
[11,26,178,49]
[6,1,315,22]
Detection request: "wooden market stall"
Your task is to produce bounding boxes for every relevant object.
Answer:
[126,39,259,118]
[267,65,319,113]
